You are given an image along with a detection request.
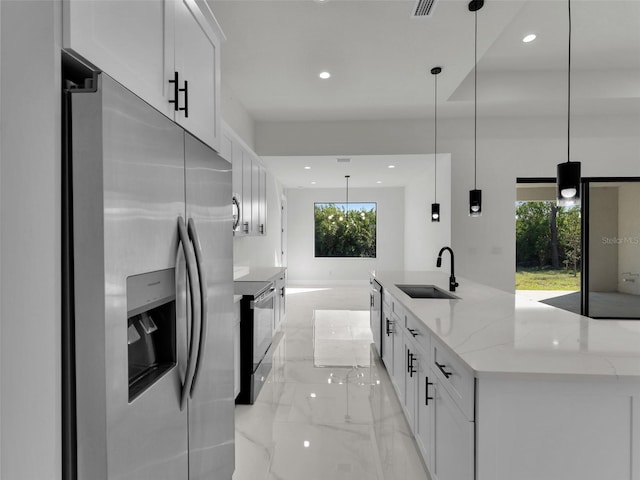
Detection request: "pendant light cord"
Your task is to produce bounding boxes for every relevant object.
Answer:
[567,0,571,163]
[434,72,438,202]
[474,8,478,189]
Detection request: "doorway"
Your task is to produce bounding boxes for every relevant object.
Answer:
[516,181,581,313]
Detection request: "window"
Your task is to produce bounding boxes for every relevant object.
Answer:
[314,203,376,258]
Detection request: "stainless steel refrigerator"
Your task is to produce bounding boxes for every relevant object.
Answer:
[62,70,234,480]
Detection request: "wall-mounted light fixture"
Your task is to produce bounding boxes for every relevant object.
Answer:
[431,66,442,222]
[557,0,581,206]
[469,0,484,217]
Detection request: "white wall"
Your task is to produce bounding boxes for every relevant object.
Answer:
[255,114,640,292]
[1,1,61,478]
[221,79,255,150]
[618,183,640,295]
[588,187,619,292]
[404,154,452,272]
[233,169,285,269]
[286,187,404,285]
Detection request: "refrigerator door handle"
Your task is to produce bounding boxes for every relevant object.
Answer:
[187,218,208,398]
[178,216,201,411]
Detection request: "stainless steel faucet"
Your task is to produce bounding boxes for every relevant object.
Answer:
[436,246,459,292]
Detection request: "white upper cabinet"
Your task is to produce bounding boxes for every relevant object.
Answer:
[173,0,222,150]
[63,0,173,117]
[222,122,269,237]
[63,0,223,151]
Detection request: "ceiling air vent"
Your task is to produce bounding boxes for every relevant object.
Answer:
[337,158,351,163]
[412,0,438,17]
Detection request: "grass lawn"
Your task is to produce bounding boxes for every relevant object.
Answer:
[515,268,581,290]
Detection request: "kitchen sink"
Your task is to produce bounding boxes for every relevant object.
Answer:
[395,284,459,299]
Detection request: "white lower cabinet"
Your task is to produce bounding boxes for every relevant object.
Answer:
[380,288,474,480]
[374,278,640,480]
[381,305,394,373]
[476,378,640,480]
[430,376,474,480]
[414,346,432,465]
[390,310,405,403]
[273,271,286,334]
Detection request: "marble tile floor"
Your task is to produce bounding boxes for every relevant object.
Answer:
[233,286,431,480]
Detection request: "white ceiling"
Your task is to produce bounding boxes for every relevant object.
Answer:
[262,154,438,188]
[209,0,640,186]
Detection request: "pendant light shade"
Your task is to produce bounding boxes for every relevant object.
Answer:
[469,189,482,216]
[469,0,483,217]
[431,66,442,222]
[431,203,441,221]
[557,0,581,206]
[557,161,581,206]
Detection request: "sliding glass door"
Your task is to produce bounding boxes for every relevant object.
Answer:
[584,179,640,319]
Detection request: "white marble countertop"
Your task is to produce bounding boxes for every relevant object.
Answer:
[372,270,640,380]
[234,267,286,282]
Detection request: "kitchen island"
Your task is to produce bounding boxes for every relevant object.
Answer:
[371,270,640,480]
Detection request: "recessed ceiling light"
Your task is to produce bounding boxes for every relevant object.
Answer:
[522,34,536,43]
[376,181,382,184]
[304,166,311,170]
[319,71,331,80]
[388,165,396,169]
[311,181,316,185]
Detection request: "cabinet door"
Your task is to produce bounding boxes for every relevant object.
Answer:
[381,308,394,372]
[229,135,244,235]
[174,0,221,151]
[277,273,286,327]
[391,316,405,403]
[258,166,267,235]
[251,157,260,235]
[415,347,433,465]
[431,376,474,480]
[241,148,252,234]
[63,0,174,118]
[403,342,418,429]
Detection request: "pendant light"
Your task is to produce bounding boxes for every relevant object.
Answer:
[469,0,483,217]
[431,66,442,222]
[344,175,350,224]
[557,0,581,206]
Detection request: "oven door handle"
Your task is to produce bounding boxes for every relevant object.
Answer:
[250,287,276,309]
[178,216,201,411]
[187,218,207,398]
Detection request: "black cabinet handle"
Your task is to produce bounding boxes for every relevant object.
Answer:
[407,328,419,337]
[408,351,416,377]
[179,80,189,118]
[407,349,410,373]
[435,361,452,378]
[425,376,434,406]
[168,71,179,111]
[370,294,374,307]
[385,318,392,336]
[242,222,249,233]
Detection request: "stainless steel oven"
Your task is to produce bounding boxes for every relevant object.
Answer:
[236,281,276,404]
